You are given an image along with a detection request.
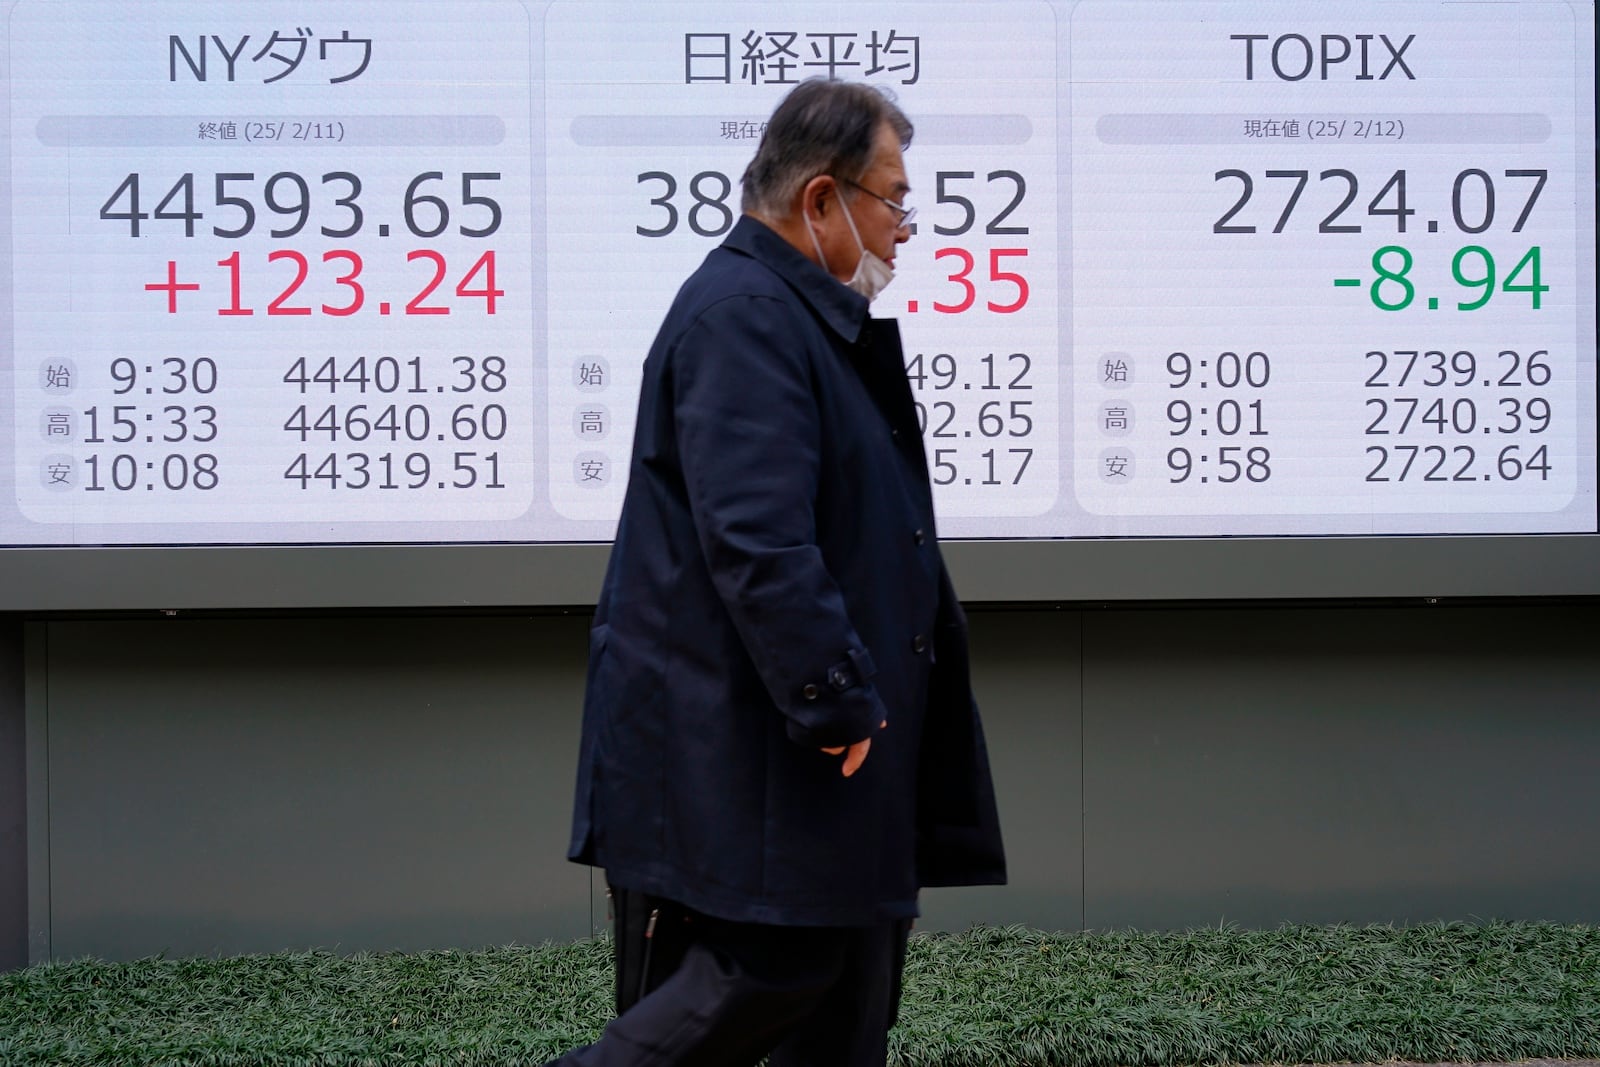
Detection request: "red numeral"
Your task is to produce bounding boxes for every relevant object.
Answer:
[266,250,311,315]
[406,250,449,315]
[216,251,252,316]
[454,250,503,314]
[987,248,1028,313]
[321,249,364,316]
[209,249,504,317]
[933,247,976,313]
[931,247,1029,314]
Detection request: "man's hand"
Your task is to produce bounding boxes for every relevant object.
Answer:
[821,720,887,777]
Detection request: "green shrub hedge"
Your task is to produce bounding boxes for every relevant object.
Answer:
[3,922,1598,1066]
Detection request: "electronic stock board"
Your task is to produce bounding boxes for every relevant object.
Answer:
[2,1,1595,606]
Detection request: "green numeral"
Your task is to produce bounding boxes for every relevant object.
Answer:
[1452,246,1494,311]
[1370,246,1414,311]
[1502,246,1547,309]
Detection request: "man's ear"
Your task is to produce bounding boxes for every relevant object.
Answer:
[800,173,836,220]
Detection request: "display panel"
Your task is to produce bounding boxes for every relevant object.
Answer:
[8,0,540,542]
[1069,4,1589,536]
[544,1,1060,527]
[0,1,1594,606]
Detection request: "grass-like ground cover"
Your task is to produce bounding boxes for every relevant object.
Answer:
[2,921,1597,1066]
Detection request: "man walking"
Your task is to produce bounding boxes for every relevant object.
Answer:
[550,78,1005,1067]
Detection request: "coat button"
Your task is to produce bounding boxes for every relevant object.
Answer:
[802,683,819,700]
[912,634,928,654]
[891,428,901,440]
[913,529,926,545]
[829,669,848,689]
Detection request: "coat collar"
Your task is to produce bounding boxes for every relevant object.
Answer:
[723,215,870,345]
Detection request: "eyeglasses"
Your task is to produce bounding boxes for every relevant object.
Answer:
[839,177,916,228]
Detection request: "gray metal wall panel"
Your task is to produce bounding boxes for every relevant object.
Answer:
[0,620,23,971]
[23,623,48,965]
[21,602,1600,964]
[1081,605,1600,929]
[44,616,591,960]
[5,536,1600,611]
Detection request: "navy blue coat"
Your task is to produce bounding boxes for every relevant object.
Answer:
[567,216,1005,926]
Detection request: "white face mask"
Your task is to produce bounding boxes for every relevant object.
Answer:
[806,196,895,302]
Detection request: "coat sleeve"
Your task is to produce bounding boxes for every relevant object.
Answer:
[669,294,888,750]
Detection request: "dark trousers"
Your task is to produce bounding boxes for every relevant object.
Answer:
[546,885,912,1067]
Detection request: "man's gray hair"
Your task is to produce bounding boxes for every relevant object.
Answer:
[741,79,913,217]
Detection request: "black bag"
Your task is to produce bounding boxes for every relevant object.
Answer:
[607,883,696,1013]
